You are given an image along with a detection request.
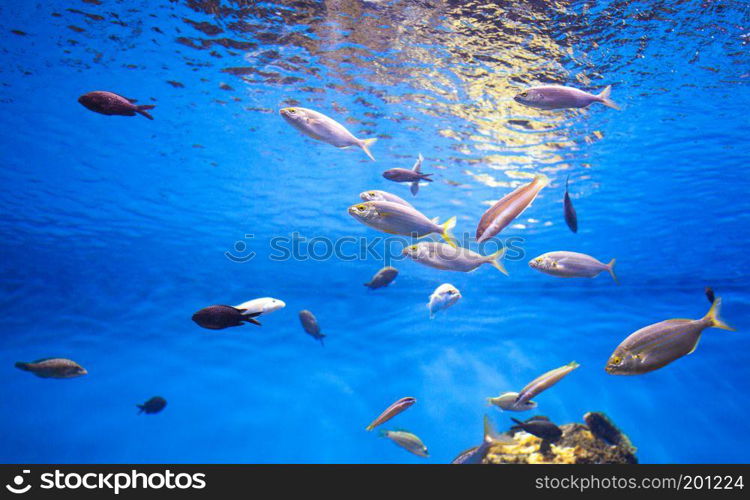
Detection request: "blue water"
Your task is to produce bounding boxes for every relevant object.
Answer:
[1,0,749,464]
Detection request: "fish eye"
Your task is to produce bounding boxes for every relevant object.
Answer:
[519,92,528,98]
[355,204,366,212]
[287,108,296,114]
[611,356,622,365]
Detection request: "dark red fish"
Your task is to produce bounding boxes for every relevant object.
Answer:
[78,91,156,120]
[564,175,578,233]
[192,305,260,330]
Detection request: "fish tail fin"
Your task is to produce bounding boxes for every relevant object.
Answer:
[607,258,618,284]
[704,297,735,331]
[510,417,523,426]
[410,180,419,196]
[136,104,155,120]
[136,405,145,414]
[484,415,513,444]
[319,334,326,347]
[597,85,620,110]
[365,423,375,431]
[441,216,457,247]
[360,138,377,161]
[14,362,30,371]
[568,360,581,369]
[244,316,262,326]
[487,248,508,276]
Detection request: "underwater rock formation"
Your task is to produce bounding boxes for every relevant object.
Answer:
[485,412,637,464]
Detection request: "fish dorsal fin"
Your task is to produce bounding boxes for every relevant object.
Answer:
[412,154,424,173]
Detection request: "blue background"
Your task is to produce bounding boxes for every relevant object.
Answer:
[0,0,748,463]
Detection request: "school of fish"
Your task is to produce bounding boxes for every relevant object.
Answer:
[14,49,738,464]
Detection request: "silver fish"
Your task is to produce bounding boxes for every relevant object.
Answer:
[234,297,286,316]
[476,173,549,243]
[487,391,538,412]
[514,85,619,110]
[15,358,88,379]
[348,201,456,245]
[529,251,617,283]
[452,416,514,464]
[364,266,398,289]
[382,154,432,195]
[359,190,414,208]
[515,361,580,406]
[428,283,462,319]
[365,396,416,431]
[381,430,429,457]
[563,176,578,233]
[403,242,507,274]
[606,297,734,375]
[279,106,377,160]
[299,310,325,346]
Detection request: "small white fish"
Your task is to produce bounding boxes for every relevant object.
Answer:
[487,392,538,412]
[234,297,286,316]
[279,106,377,160]
[514,85,619,110]
[428,283,461,319]
[529,251,617,283]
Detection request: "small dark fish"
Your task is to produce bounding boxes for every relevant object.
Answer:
[563,176,578,233]
[705,286,715,304]
[364,266,398,289]
[583,412,623,446]
[511,417,562,442]
[299,310,325,345]
[15,358,87,379]
[78,91,155,120]
[365,396,416,431]
[452,415,514,464]
[382,154,432,195]
[137,396,167,415]
[192,305,261,330]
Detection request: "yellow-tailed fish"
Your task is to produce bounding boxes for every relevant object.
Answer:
[606,297,735,375]
[348,201,456,246]
[487,391,537,412]
[402,242,507,274]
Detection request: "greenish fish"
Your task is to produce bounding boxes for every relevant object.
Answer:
[606,297,735,375]
[380,430,429,458]
[348,201,456,245]
[487,391,538,412]
[515,361,580,406]
[402,242,507,274]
